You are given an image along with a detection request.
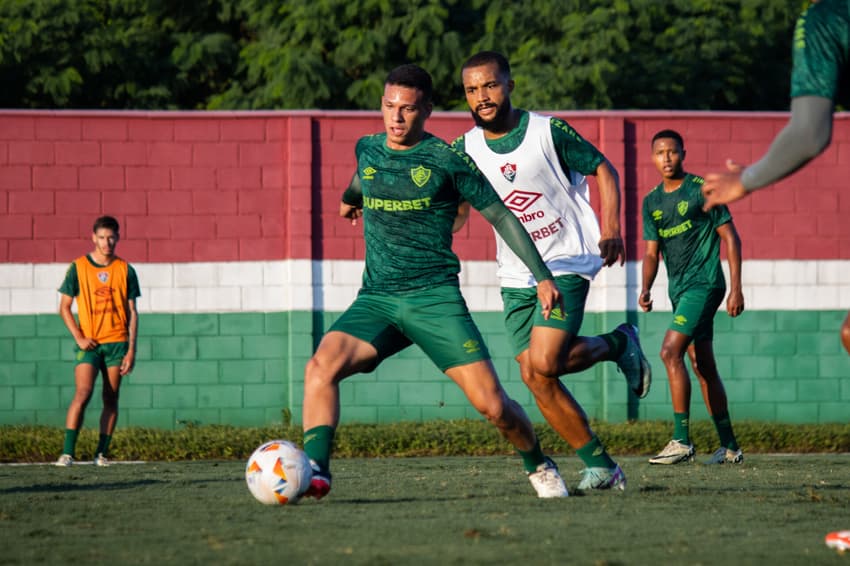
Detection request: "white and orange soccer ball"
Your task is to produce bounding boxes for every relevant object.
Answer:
[825,530,850,553]
[245,440,312,505]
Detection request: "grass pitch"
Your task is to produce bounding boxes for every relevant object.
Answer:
[1,455,848,565]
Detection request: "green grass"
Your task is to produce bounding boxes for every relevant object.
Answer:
[2,455,848,565]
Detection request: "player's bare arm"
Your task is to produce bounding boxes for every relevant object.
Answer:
[594,159,625,267]
[121,298,138,376]
[339,202,363,226]
[639,240,660,313]
[340,172,364,226]
[717,222,744,318]
[59,293,97,350]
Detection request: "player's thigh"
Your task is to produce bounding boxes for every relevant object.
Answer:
[503,275,588,357]
[444,359,506,413]
[669,287,723,340]
[102,365,123,396]
[72,362,99,395]
[399,285,490,372]
[326,293,411,374]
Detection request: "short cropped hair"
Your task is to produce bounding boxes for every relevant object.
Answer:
[93,215,120,233]
[461,51,511,78]
[385,64,433,103]
[651,129,684,149]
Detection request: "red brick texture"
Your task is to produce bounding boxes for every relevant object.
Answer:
[0,110,847,264]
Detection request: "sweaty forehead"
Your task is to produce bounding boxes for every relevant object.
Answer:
[383,84,423,104]
[462,63,501,85]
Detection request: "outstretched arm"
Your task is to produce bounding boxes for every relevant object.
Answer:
[703,96,833,209]
[478,200,562,319]
[717,222,744,317]
[594,159,625,266]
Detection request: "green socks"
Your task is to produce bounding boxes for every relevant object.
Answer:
[673,412,690,444]
[62,429,79,457]
[303,425,335,474]
[601,330,628,360]
[576,436,617,469]
[96,434,112,456]
[516,439,547,473]
[712,412,739,451]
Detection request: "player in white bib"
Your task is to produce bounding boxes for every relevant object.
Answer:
[453,51,652,491]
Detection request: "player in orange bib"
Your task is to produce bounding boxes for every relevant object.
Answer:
[55,216,140,467]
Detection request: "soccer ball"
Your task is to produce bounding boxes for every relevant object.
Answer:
[245,440,312,505]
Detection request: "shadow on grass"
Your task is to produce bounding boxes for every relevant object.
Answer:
[0,479,163,494]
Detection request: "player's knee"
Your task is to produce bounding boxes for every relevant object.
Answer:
[475,393,510,426]
[102,390,119,408]
[73,387,94,405]
[659,343,682,366]
[528,350,559,379]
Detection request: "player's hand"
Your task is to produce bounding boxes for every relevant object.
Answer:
[598,236,625,267]
[702,160,748,211]
[339,202,363,226]
[726,289,744,317]
[76,337,98,351]
[638,290,653,313]
[536,279,563,321]
[120,351,135,376]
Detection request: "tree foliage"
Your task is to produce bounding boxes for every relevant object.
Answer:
[0,0,808,111]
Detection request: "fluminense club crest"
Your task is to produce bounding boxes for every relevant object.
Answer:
[97,272,109,283]
[500,163,517,182]
[677,200,689,216]
[410,165,431,188]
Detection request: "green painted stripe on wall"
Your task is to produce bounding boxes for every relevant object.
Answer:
[0,311,847,429]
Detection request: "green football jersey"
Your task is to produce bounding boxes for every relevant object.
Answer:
[642,174,731,298]
[790,0,850,100]
[351,132,500,293]
[452,110,604,176]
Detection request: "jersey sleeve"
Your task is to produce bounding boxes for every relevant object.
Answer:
[550,118,605,177]
[450,135,466,154]
[444,145,500,211]
[789,1,848,100]
[709,204,732,229]
[341,171,363,207]
[641,196,659,241]
[58,262,78,297]
[127,264,141,300]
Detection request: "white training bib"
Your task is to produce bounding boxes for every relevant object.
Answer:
[464,112,604,288]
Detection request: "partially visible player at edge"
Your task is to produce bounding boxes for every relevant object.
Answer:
[452,51,651,492]
[642,130,745,465]
[56,215,140,467]
[702,0,850,356]
[301,64,571,500]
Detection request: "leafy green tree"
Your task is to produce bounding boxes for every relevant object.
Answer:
[462,0,802,111]
[0,0,813,111]
[209,0,484,110]
[0,0,242,108]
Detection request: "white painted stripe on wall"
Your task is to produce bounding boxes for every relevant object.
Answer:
[1,260,848,315]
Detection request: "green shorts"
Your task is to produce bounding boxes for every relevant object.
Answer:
[75,342,129,369]
[330,285,490,372]
[669,287,725,342]
[501,274,590,356]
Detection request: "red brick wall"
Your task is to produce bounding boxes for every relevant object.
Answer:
[1,110,848,264]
